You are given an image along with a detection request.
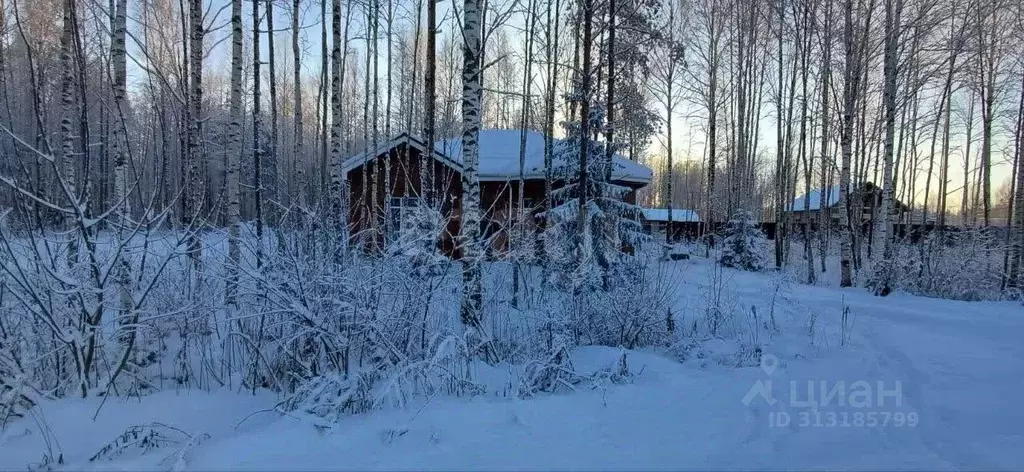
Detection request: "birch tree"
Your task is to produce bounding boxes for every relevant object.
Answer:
[226,0,243,305]
[186,0,205,270]
[459,0,490,362]
[871,0,902,296]
[649,0,685,243]
[838,0,859,287]
[330,0,350,256]
[293,0,305,210]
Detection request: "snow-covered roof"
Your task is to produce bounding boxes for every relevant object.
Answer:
[341,133,463,174]
[344,129,652,184]
[641,208,700,222]
[438,130,653,184]
[790,185,841,212]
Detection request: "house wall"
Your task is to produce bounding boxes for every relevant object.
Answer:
[347,144,645,257]
[347,144,461,255]
[479,180,643,254]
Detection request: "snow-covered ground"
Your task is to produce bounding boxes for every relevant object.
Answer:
[2,258,1022,471]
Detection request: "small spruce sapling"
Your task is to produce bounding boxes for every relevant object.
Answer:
[543,91,648,292]
[719,209,767,271]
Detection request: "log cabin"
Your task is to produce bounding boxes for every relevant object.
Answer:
[342,130,654,257]
[787,182,909,234]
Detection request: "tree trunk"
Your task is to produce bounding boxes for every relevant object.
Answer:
[576,0,593,245]
[1007,70,1024,288]
[513,0,537,308]
[253,0,264,269]
[838,0,857,287]
[542,0,560,265]
[818,0,832,274]
[226,0,243,305]
[60,0,77,234]
[293,0,305,210]
[423,0,437,207]
[874,0,900,296]
[267,0,279,219]
[330,0,350,257]
[459,0,489,362]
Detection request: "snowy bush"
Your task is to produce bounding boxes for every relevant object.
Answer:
[889,230,1007,301]
[386,205,450,277]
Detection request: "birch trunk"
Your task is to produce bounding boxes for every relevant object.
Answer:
[818,0,832,274]
[226,0,243,305]
[874,0,900,296]
[1007,70,1024,288]
[60,0,77,233]
[838,0,857,287]
[330,0,350,256]
[293,0,305,209]
[110,0,135,346]
[459,0,488,362]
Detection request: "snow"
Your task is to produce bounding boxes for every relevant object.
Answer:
[3,258,1024,471]
[436,129,653,184]
[642,208,700,222]
[790,185,840,212]
[340,130,653,184]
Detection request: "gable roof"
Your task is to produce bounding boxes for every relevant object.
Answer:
[790,182,909,212]
[341,132,463,174]
[343,130,653,185]
[791,185,841,211]
[642,208,700,222]
[437,129,653,183]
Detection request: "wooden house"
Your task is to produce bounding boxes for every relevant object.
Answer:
[342,130,653,257]
[640,208,701,242]
[788,182,909,233]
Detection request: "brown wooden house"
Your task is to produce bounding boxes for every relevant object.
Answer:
[342,130,653,257]
[787,182,909,234]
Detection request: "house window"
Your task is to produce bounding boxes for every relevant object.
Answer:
[389,196,422,239]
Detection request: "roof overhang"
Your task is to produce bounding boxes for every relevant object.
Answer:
[343,132,652,188]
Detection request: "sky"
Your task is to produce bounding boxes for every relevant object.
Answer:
[128,0,1019,213]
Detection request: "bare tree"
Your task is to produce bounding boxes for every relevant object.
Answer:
[268,0,281,216]
[330,0,351,257]
[293,0,305,210]
[872,0,903,296]
[254,0,265,268]
[423,0,437,206]
[838,0,860,287]
[649,0,685,244]
[226,0,244,305]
